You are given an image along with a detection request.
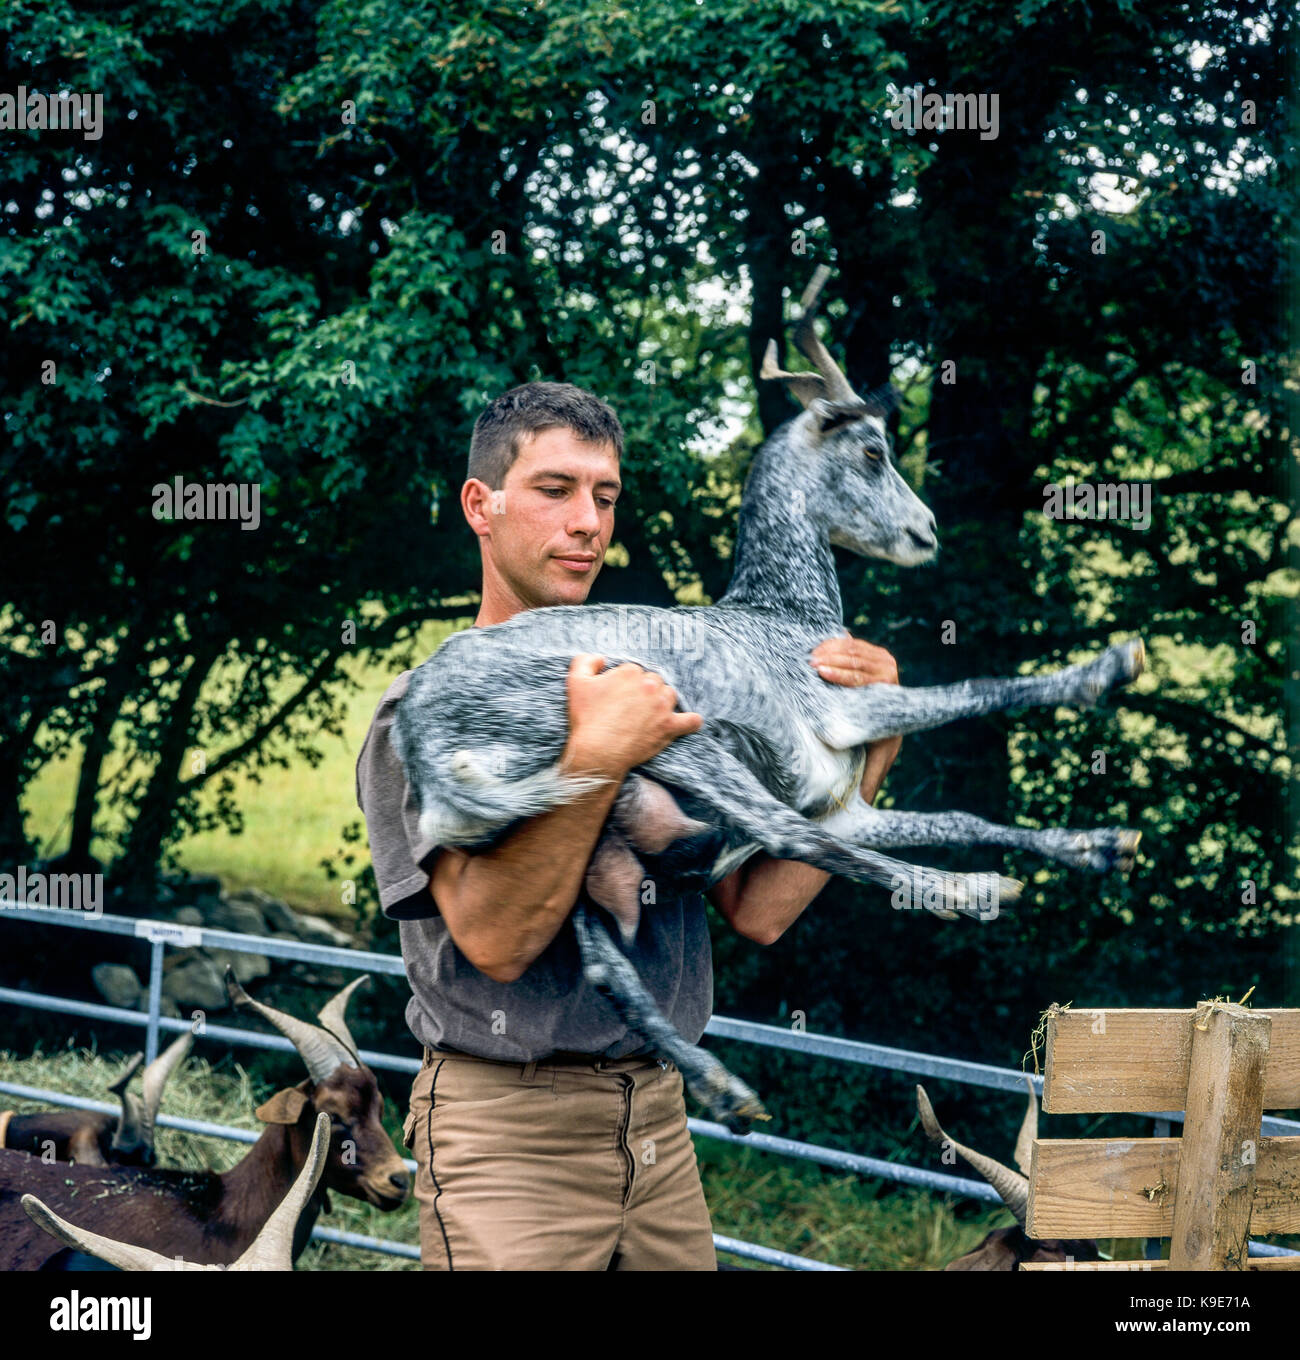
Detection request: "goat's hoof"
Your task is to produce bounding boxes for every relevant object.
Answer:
[696,1071,770,1134]
[1057,828,1142,873]
[1126,638,1146,681]
[1073,639,1146,707]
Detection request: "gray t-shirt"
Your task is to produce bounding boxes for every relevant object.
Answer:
[355,669,714,1062]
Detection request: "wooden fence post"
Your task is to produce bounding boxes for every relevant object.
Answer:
[1167,1002,1271,1270]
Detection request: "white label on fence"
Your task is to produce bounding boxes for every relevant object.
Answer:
[134,920,201,948]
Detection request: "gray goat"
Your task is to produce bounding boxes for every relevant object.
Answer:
[393,266,1143,1132]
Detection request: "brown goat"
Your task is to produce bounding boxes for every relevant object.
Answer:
[22,1113,333,1272]
[0,1032,192,1168]
[916,1082,1101,1271]
[0,973,410,1270]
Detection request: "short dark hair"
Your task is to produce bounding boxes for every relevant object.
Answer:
[467,381,625,488]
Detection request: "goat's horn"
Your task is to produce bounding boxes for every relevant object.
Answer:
[234,1111,331,1271]
[759,337,828,410]
[317,975,369,1062]
[791,265,860,406]
[138,1031,193,1149]
[225,969,356,1085]
[916,1085,1030,1226]
[107,1053,146,1153]
[22,1195,186,1272]
[1013,1074,1038,1178]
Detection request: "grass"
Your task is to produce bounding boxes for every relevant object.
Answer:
[20,617,461,919]
[17,1046,1291,1270]
[1,1043,1043,1271]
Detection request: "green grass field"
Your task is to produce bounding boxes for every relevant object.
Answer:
[0,1045,1032,1270]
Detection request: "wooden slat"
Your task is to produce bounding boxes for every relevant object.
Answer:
[1027,1137,1300,1238]
[1041,1008,1300,1112]
[1170,1005,1270,1269]
[1022,1257,1300,1271]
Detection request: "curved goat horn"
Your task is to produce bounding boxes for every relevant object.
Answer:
[317,975,369,1062]
[916,1084,1030,1226]
[21,1113,331,1272]
[790,264,860,406]
[760,337,828,410]
[137,1031,193,1151]
[107,1053,146,1152]
[234,1111,330,1270]
[1013,1074,1039,1178]
[22,1194,182,1272]
[225,969,356,1085]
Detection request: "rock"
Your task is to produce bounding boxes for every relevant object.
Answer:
[135,995,183,1020]
[289,963,349,989]
[292,913,354,949]
[259,898,303,936]
[92,963,142,1010]
[161,957,227,1012]
[202,898,267,937]
[181,873,224,901]
[202,946,271,986]
[171,906,203,927]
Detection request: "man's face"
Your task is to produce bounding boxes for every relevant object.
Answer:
[471,426,621,611]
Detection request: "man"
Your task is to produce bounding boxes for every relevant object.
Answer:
[355,381,901,1271]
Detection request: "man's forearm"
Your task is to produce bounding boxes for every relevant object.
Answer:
[713,737,901,945]
[450,741,622,980]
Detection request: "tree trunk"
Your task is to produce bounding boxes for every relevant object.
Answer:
[112,637,223,903]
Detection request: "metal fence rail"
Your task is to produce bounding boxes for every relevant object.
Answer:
[1,902,1295,1268]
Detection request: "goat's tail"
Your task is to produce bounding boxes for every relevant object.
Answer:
[414,752,612,849]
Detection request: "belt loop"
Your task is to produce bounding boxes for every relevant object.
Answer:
[522,1061,537,1082]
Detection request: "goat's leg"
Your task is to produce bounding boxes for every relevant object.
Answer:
[817,798,1141,875]
[572,904,769,1134]
[640,735,1021,917]
[819,639,1145,746]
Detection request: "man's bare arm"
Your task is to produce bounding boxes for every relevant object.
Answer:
[430,654,701,983]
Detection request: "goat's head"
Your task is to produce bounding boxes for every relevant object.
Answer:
[761,265,938,567]
[21,1112,333,1271]
[226,971,411,1211]
[916,1080,1099,1270]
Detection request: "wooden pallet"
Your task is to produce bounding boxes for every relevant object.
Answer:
[1021,1003,1300,1271]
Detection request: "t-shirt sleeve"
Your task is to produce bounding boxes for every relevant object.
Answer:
[355,672,444,921]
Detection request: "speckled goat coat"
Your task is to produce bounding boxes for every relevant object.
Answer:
[393,268,1144,1130]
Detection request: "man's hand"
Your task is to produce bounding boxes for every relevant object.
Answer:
[810,634,899,687]
[810,634,902,800]
[563,654,703,780]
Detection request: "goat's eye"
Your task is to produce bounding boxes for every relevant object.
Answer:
[863,443,883,462]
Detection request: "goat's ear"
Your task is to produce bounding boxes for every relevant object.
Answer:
[812,399,869,438]
[255,1088,311,1125]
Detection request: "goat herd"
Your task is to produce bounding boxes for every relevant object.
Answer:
[0,964,1084,1271]
[0,970,410,1271]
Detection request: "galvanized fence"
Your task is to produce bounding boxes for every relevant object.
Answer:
[1,901,1296,1270]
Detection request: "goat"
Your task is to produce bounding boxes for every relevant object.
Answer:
[392,265,1144,1132]
[0,1033,192,1168]
[21,1113,331,1271]
[916,1082,1100,1270]
[0,973,409,1269]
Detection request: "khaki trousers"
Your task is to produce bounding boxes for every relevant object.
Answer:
[403,1046,717,1271]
